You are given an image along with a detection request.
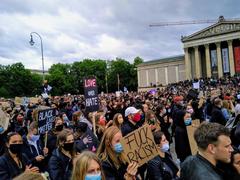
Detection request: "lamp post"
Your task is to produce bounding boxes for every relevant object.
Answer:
[29,32,45,82]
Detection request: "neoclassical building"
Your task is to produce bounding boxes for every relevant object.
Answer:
[137,17,240,91]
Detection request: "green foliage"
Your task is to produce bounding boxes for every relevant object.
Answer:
[0,63,42,98]
[0,57,144,97]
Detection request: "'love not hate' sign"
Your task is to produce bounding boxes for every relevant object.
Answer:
[84,77,99,112]
[120,125,159,166]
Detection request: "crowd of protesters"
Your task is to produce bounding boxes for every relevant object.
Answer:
[0,76,240,179]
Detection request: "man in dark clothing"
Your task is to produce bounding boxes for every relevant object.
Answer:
[121,106,141,136]
[181,122,233,180]
[210,98,226,125]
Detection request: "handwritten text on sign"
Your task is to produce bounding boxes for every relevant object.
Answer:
[84,77,99,112]
[38,108,56,134]
[120,125,158,166]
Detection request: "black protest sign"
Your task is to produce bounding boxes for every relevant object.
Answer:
[120,125,159,166]
[84,77,99,112]
[38,108,56,134]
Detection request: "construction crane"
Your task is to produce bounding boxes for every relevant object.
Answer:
[149,16,239,27]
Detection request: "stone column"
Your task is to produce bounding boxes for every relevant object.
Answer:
[204,44,211,77]
[137,70,140,87]
[155,69,158,85]
[146,70,149,87]
[194,46,201,78]
[216,42,223,78]
[165,67,168,85]
[184,48,191,80]
[227,40,235,76]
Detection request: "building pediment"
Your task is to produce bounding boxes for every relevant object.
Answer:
[182,21,240,42]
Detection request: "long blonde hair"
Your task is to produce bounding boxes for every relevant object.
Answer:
[71,151,105,180]
[97,126,125,169]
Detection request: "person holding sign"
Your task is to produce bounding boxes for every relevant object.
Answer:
[147,130,179,180]
[97,126,139,180]
[0,132,39,179]
[22,122,48,172]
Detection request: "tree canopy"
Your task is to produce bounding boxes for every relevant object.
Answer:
[0,57,144,97]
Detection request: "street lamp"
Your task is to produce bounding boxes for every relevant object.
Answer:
[29,32,45,82]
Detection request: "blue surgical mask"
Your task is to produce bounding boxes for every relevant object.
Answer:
[184,118,192,126]
[85,173,101,180]
[31,134,40,142]
[160,143,170,153]
[0,127,4,134]
[63,116,69,122]
[114,143,123,154]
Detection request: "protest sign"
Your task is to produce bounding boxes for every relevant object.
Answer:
[0,109,10,131]
[116,91,121,97]
[120,125,158,166]
[30,97,39,104]
[186,119,201,155]
[211,89,221,97]
[15,97,22,105]
[193,81,200,89]
[84,77,99,112]
[38,108,56,134]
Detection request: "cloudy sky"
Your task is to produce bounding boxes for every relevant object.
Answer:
[0,0,240,70]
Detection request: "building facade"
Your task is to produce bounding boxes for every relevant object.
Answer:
[182,17,240,79]
[137,17,240,91]
[137,55,185,90]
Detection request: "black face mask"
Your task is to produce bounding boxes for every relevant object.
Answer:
[63,142,74,151]
[9,144,23,154]
[55,124,64,131]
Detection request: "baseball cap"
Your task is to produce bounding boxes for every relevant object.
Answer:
[125,107,139,117]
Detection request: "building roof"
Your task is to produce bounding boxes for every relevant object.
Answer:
[181,16,240,42]
[137,54,184,67]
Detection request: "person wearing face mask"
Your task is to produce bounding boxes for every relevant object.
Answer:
[97,126,139,180]
[71,151,105,180]
[61,113,71,127]
[49,129,75,180]
[112,113,124,129]
[147,130,180,180]
[11,113,28,136]
[95,112,112,141]
[174,111,192,163]
[47,117,65,157]
[0,132,39,179]
[156,105,172,143]
[145,110,161,132]
[121,106,141,136]
[22,121,48,172]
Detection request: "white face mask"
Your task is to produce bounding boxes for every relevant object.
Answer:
[160,143,170,153]
[162,109,166,114]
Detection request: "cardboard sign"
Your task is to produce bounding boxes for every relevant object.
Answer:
[211,89,221,98]
[15,97,22,105]
[30,97,39,104]
[186,119,201,155]
[120,125,158,166]
[38,108,56,134]
[0,109,10,131]
[84,77,99,112]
